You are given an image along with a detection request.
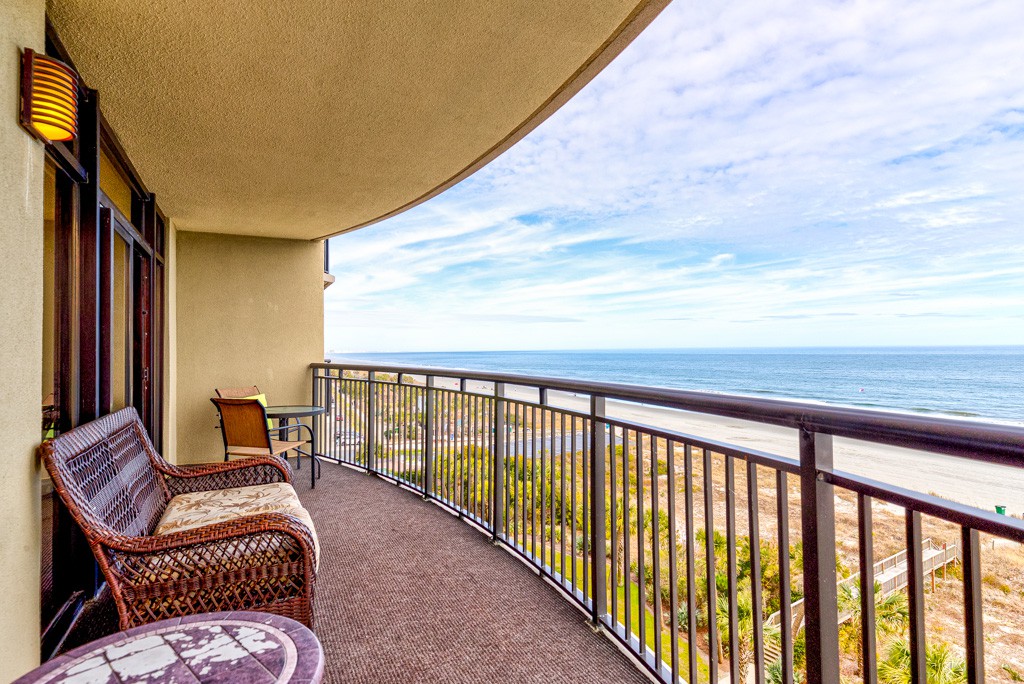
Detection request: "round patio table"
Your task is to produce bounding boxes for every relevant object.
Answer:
[266,405,326,488]
[14,611,323,683]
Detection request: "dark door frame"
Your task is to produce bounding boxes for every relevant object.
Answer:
[41,19,168,660]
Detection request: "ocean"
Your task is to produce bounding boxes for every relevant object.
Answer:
[327,347,1024,425]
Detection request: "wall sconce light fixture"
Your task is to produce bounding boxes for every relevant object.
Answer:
[20,48,79,143]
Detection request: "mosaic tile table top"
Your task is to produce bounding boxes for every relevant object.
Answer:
[16,612,323,684]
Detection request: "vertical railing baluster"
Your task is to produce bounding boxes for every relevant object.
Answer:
[477,394,483,521]
[623,428,632,640]
[324,371,331,462]
[507,402,514,543]
[493,383,505,542]
[571,416,578,593]
[703,447,719,684]
[906,509,926,682]
[392,380,398,478]
[356,376,363,465]
[334,371,340,462]
[962,526,984,683]
[858,493,877,684]
[442,387,448,500]
[449,387,455,507]
[470,392,476,518]
[520,403,527,552]
[480,394,487,523]
[366,371,376,472]
[340,373,344,462]
[748,461,765,684]
[406,382,412,482]
[777,470,793,684]
[459,383,467,513]
[475,393,483,520]
[613,426,622,630]
[582,413,590,602]
[530,404,538,560]
[799,428,840,684]
[359,376,365,466]
[394,380,399,476]
[550,408,557,573]
[516,402,523,550]
[443,389,450,503]
[464,388,471,514]
[391,379,396,475]
[463,389,468,511]
[425,376,435,498]
[391,379,397,475]
[650,436,662,669]
[343,371,349,462]
[388,379,395,476]
[432,387,440,494]
[684,444,699,684]
[725,456,739,683]
[488,394,495,525]
[636,431,646,654]
[312,368,320,461]
[509,402,516,547]
[540,392,547,569]
[590,395,608,626]
[561,412,567,585]
[667,440,681,682]
[396,380,402,476]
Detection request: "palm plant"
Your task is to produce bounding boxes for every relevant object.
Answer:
[837,581,910,672]
[877,639,967,684]
[715,580,782,674]
[767,660,804,684]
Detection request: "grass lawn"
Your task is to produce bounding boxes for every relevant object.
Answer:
[543,548,711,681]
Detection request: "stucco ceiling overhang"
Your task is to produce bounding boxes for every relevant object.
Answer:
[47,1,669,241]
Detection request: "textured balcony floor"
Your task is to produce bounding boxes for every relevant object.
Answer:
[297,461,648,683]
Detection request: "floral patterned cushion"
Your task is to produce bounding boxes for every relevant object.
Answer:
[154,482,319,566]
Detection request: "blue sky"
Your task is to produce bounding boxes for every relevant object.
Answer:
[325,0,1024,353]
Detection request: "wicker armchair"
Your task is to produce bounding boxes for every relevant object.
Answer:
[39,407,317,629]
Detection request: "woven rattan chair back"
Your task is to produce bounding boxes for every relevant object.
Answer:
[211,397,273,451]
[39,407,170,540]
[214,385,261,399]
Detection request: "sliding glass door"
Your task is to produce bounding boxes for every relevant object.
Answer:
[105,205,155,427]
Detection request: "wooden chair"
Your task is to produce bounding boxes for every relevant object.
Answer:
[39,407,317,629]
[211,397,307,461]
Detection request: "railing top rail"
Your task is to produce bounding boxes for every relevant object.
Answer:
[311,361,1024,466]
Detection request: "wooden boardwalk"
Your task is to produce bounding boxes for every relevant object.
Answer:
[764,538,960,665]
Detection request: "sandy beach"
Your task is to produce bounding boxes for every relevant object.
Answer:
[489,384,1024,517]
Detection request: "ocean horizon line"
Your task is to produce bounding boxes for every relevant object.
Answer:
[328,344,1024,355]
[323,347,1023,425]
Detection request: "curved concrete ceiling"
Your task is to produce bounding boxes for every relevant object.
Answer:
[48,1,668,241]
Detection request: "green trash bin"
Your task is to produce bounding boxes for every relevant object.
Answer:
[995,505,1007,515]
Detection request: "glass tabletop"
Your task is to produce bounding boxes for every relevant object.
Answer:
[265,404,326,418]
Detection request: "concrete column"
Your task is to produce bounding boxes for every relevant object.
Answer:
[0,0,47,678]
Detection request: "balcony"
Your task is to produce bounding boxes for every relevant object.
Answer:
[295,361,1024,683]
[300,461,648,682]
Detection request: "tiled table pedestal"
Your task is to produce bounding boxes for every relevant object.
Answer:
[16,612,323,684]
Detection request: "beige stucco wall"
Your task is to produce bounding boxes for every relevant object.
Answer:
[0,0,46,678]
[174,230,324,464]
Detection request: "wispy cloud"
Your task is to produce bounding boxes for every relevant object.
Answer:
[326,0,1024,352]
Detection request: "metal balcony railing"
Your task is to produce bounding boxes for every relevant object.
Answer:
[309,361,1024,684]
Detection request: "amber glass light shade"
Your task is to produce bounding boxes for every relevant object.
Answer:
[20,48,79,143]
